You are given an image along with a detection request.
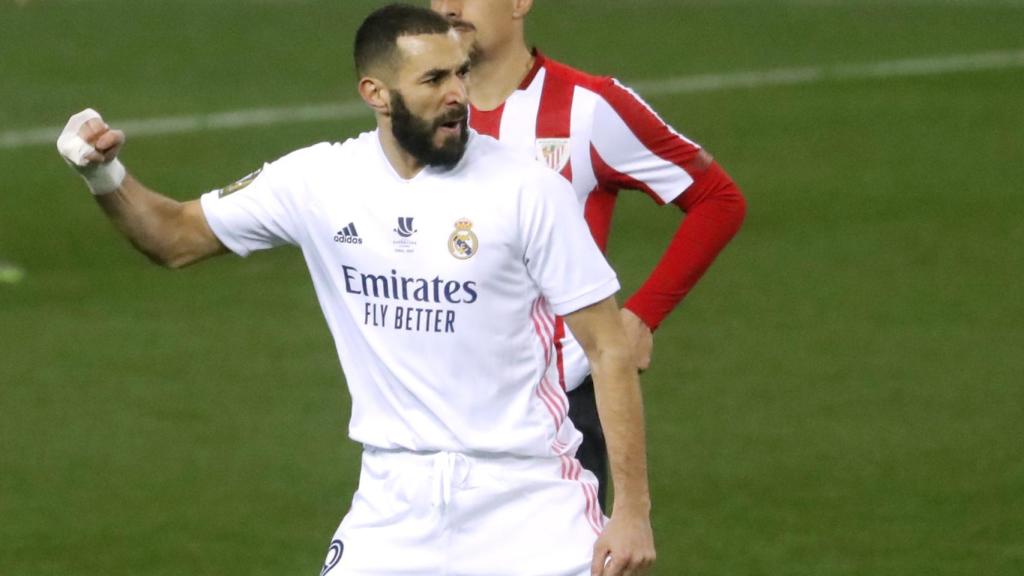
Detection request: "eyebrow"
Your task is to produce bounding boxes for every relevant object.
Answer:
[421,59,471,82]
[420,68,450,83]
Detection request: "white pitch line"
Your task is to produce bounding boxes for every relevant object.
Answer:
[1,101,370,151]
[3,49,1022,150]
[629,48,1024,96]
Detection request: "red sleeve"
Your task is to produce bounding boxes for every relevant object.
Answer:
[586,78,746,330]
[622,160,746,330]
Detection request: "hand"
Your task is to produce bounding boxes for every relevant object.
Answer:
[619,308,653,372]
[57,108,125,167]
[590,509,656,576]
[57,108,127,195]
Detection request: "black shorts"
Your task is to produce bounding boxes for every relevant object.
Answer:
[567,376,608,510]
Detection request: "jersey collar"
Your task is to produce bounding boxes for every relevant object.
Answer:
[518,48,547,91]
[373,128,476,183]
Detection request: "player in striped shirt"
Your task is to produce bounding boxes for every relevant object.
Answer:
[431,0,748,507]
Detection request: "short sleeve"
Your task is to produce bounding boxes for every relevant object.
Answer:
[199,156,303,257]
[519,165,620,316]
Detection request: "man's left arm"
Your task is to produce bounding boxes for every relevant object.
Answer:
[564,297,655,576]
[592,80,748,370]
[518,160,655,574]
[621,154,746,369]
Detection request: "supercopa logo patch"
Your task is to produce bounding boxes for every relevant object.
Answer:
[447,218,478,260]
[217,167,263,197]
[320,539,344,576]
[393,216,418,254]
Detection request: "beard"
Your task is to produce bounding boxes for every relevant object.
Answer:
[389,91,469,171]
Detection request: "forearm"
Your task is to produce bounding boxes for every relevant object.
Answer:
[589,335,651,513]
[624,161,746,329]
[57,108,227,269]
[95,174,222,268]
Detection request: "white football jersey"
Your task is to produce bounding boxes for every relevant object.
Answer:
[200,130,619,458]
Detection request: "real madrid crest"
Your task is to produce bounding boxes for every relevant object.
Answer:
[447,218,478,260]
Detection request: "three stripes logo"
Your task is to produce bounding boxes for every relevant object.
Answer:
[394,217,417,238]
[333,223,363,245]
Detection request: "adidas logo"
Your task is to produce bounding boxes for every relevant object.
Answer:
[333,223,363,245]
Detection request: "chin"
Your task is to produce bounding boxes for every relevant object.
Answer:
[436,132,461,149]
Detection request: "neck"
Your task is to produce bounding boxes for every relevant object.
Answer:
[377,122,425,180]
[469,38,534,111]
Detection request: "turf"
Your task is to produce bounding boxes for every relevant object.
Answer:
[1,1,1022,575]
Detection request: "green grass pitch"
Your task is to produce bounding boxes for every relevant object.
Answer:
[1,1,1022,574]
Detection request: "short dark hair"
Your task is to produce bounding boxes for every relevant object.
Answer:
[354,3,453,76]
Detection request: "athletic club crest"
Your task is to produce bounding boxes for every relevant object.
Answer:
[535,138,571,173]
[447,218,478,260]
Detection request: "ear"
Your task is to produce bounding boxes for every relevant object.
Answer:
[512,0,533,18]
[358,76,390,115]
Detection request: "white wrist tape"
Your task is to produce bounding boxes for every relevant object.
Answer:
[57,108,127,195]
[77,158,127,196]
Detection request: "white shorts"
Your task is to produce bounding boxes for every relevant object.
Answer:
[319,447,606,576]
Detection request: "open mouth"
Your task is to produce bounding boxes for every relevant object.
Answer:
[437,115,465,134]
[437,121,461,138]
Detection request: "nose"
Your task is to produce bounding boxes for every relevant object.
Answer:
[446,76,468,106]
[439,72,469,114]
[432,0,460,19]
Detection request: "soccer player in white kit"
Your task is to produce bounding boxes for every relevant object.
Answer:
[56,4,654,576]
[430,0,748,507]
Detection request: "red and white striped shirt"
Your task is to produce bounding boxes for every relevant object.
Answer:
[470,51,746,391]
